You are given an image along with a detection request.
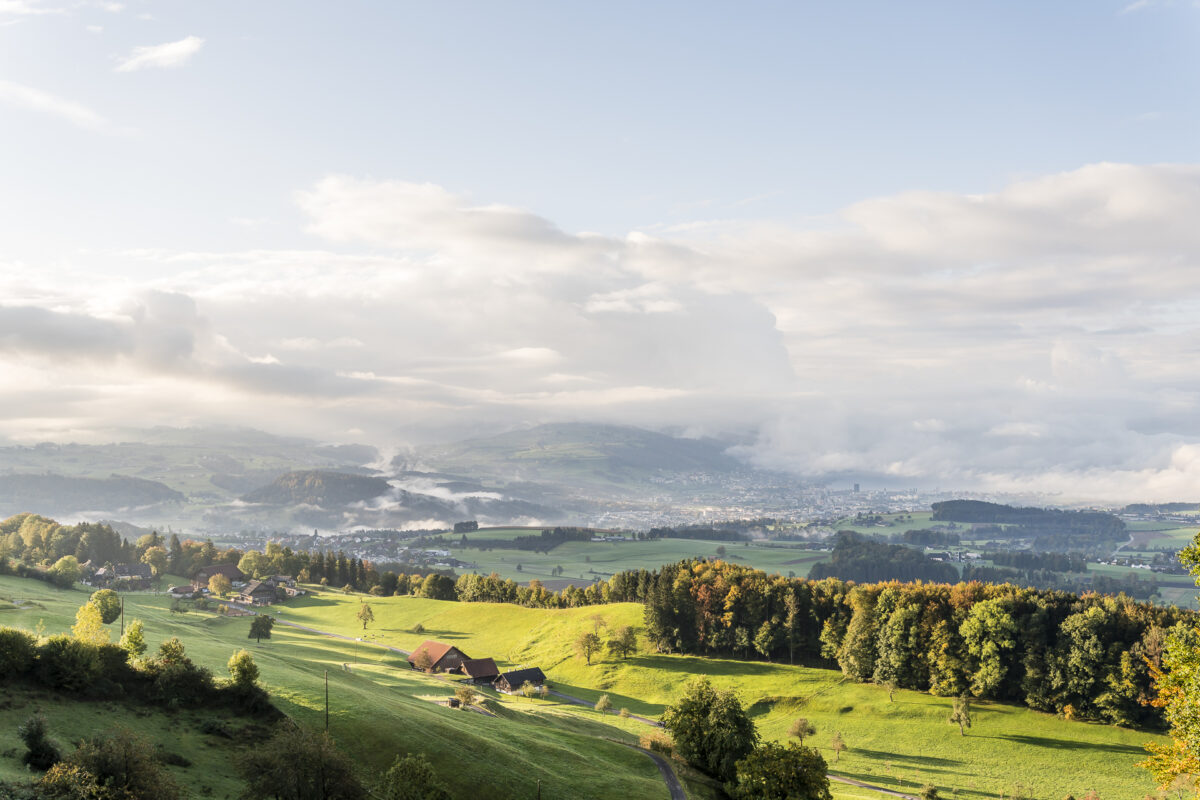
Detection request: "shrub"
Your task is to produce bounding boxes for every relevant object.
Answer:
[377,752,450,800]
[198,718,234,739]
[0,626,37,676]
[227,650,259,688]
[640,730,673,756]
[17,715,61,771]
[56,728,182,800]
[412,623,425,634]
[595,694,613,713]
[619,707,631,718]
[36,636,101,692]
[153,661,215,706]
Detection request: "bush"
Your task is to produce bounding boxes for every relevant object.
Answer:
[198,718,234,739]
[37,636,101,692]
[17,715,61,771]
[152,661,215,706]
[95,643,134,684]
[378,752,451,800]
[640,730,673,757]
[54,728,182,800]
[0,626,37,676]
[619,707,631,718]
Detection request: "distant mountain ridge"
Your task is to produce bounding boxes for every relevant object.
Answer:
[406,423,745,492]
[0,474,184,516]
[241,470,391,507]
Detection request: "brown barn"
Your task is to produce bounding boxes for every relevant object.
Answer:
[406,640,470,673]
[192,563,245,589]
[460,658,499,685]
[494,667,547,694]
[234,579,278,606]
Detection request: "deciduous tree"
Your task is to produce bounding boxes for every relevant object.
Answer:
[88,589,121,625]
[662,677,758,783]
[249,615,274,643]
[357,603,375,630]
[71,601,109,646]
[731,741,831,800]
[576,631,602,665]
[788,718,815,746]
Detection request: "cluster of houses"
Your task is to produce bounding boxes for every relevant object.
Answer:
[89,563,154,591]
[405,639,547,695]
[167,563,306,605]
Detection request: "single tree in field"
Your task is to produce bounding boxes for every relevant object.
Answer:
[357,602,375,631]
[662,676,758,783]
[595,694,613,713]
[920,786,941,800]
[607,625,638,659]
[249,615,274,643]
[831,731,846,762]
[228,649,259,688]
[788,717,816,746]
[576,631,602,665]
[237,724,364,800]
[454,685,476,709]
[589,613,607,634]
[72,601,109,646]
[949,695,972,736]
[886,679,897,702]
[208,573,232,597]
[120,619,147,659]
[89,589,121,625]
[377,753,450,800]
[141,545,168,578]
[731,741,831,800]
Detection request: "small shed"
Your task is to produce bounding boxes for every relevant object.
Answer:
[460,658,499,685]
[494,667,547,694]
[406,640,470,673]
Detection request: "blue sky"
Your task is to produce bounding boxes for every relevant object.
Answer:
[1,1,1199,500]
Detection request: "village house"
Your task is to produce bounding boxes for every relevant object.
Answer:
[191,563,246,590]
[94,563,153,591]
[459,658,499,685]
[493,667,547,694]
[406,640,470,673]
[234,579,279,606]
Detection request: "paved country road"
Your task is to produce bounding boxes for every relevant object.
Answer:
[237,603,921,800]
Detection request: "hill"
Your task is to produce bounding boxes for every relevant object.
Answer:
[241,470,392,506]
[0,474,183,516]
[408,423,745,494]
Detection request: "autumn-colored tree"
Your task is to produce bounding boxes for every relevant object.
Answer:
[788,718,815,746]
[830,731,846,763]
[357,603,375,630]
[72,601,109,646]
[209,573,232,597]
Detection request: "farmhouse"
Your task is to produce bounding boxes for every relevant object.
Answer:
[406,640,470,673]
[460,658,499,685]
[234,579,279,606]
[494,667,547,694]
[191,563,245,589]
[95,563,153,591]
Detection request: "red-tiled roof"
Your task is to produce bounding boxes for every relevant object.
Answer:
[407,640,468,666]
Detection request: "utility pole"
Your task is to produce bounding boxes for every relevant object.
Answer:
[536,779,541,800]
[120,598,125,636]
[324,670,329,732]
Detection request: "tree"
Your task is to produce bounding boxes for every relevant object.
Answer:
[662,677,759,783]
[249,615,274,643]
[411,649,434,673]
[120,619,147,660]
[607,625,638,659]
[47,556,81,588]
[454,685,476,708]
[788,718,816,746]
[830,731,846,762]
[17,714,61,771]
[731,741,832,800]
[49,727,182,800]
[88,589,121,625]
[754,619,783,662]
[949,695,972,736]
[595,694,613,713]
[228,649,259,688]
[357,603,375,631]
[520,681,538,699]
[920,786,941,800]
[71,601,109,646]
[141,546,168,578]
[209,573,232,597]
[237,724,365,800]
[377,753,451,800]
[576,631,602,665]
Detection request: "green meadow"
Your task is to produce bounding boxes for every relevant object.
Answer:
[0,575,1177,799]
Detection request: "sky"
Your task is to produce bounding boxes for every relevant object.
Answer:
[1,1,1199,501]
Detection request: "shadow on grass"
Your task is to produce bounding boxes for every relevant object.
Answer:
[849,747,964,767]
[624,653,782,678]
[982,733,1145,754]
[546,681,665,717]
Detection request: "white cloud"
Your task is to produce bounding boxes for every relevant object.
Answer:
[8,163,1200,501]
[115,35,205,72]
[0,0,61,15]
[0,79,112,131]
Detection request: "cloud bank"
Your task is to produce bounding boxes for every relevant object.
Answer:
[115,35,204,72]
[5,162,1200,501]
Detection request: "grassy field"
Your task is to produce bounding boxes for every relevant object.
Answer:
[274,590,1169,799]
[429,531,828,584]
[0,576,666,800]
[0,575,1177,799]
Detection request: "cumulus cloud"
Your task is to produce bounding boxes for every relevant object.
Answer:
[7,163,1200,501]
[115,35,204,72]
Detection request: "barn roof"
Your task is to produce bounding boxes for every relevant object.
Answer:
[407,640,467,665]
[461,658,499,679]
[497,667,546,686]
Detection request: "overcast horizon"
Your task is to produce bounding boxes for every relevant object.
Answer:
[2,1,1200,502]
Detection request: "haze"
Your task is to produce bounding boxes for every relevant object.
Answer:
[2,1,1199,502]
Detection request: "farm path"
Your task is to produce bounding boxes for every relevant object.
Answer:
[241,603,919,800]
